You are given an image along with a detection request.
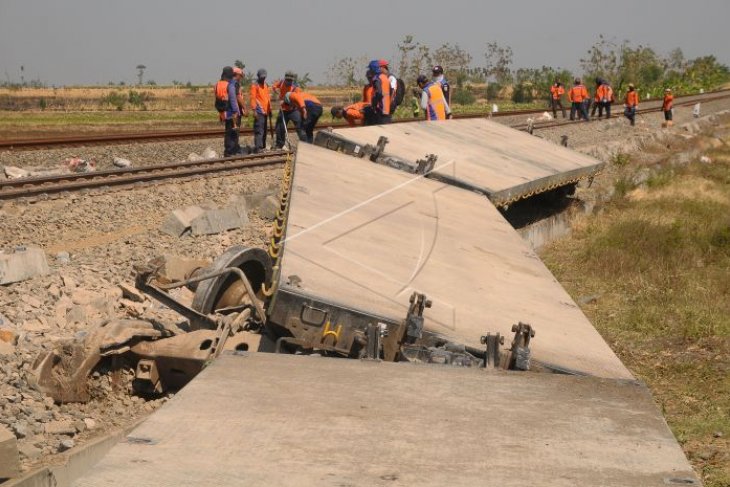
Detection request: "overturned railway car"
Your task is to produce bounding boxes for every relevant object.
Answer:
[70,121,699,487]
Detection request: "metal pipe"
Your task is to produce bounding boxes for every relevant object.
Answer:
[157,267,266,322]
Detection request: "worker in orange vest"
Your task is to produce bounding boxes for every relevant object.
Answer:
[595,80,614,120]
[662,88,674,127]
[273,71,302,148]
[568,78,589,121]
[284,91,322,143]
[417,75,451,121]
[550,80,566,119]
[331,102,375,126]
[624,83,639,126]
[250,69,272,153]
[369,60,392,124]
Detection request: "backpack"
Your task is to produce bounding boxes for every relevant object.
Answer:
[214,80,229,113]
[393,78,406,108]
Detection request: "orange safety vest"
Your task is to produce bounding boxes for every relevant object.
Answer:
[568,84,588,103]
[596,84,614,103]
[662,94,673,111]
[376,73,391,115]
[550,84,564,100]
[250,82,271,115]
[344,102,369,126]
[625,90,639,107]
[425,82,447,120]
[288,91,321,111]
[362,84,374,104]
[273,80,301,111]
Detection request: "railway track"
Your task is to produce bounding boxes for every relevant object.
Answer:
[0,150,287,201]
[3,89,727,151]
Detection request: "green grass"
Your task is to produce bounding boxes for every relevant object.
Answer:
[0,110,215,127]
[542,144,730,487]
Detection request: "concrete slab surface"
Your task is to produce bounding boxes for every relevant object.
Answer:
[278,144,630,379]
[73,353,698,487]
[332,119,603,204]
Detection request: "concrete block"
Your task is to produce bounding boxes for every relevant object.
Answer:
[159,206,206,237]
[155,255,211,283]
[190,203,249,236]
[3,166,30,179]
[0,246,51,285]
[258,195,280,220]
[0,425,19,479]
[242,189,277,210]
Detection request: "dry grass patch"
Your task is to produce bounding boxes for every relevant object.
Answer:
[542,148,730,486]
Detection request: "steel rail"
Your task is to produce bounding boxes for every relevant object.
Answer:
[0,151,287,200]
[2,89,727,150]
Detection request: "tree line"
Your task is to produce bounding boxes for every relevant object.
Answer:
[326,35,730,104]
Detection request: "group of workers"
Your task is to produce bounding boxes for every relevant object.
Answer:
[216,60,455,155]
[217,62,677,156]
[550,78,674,127]
[330,61,453,127]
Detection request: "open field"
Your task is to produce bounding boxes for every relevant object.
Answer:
[542,134,730,487]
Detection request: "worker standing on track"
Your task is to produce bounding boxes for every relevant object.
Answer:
[369,60,392,124]
[596,80,614,120]
[417,74,452,121]
[250,69,271,153]
[218,66,243,157]
[432,65,451,106]
[284,90,323,143]
[568,78,589,122]
[662,88,674,128]
[380,60,399,110]
[273,71,302,148]
[330,102,374,126]
[550,79,566,119]
[624,83,639,126]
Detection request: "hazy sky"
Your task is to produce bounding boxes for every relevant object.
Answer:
[1,0,728,86]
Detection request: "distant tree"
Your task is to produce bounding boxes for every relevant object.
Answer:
[136,64,146,85]
[397,35,431,86]
[234,59,245,70]
[299,72,312,90]
[580,35,624,86]
[484,42,513,84]
[327,56,367,87]
[431,43,472,77]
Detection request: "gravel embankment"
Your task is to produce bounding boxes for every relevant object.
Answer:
[0,166,281,472]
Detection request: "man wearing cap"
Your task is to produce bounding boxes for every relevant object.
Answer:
[273,71,302,148]
[417,74,452,121]
[432,65,451,106]
[369,60,392,124]
[284,90,322,143]
[250,69,272,153]
[662,88,674,128]
[568,78,589,121]
[221,67,242,156]
[331,102,374,126]
[624,83,639,126]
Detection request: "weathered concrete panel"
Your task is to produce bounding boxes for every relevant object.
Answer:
[277,144,629,379]
[0,246,50,285]
[74,353,698,487]
[332,119,603,204]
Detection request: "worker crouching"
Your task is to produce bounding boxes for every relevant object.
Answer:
[285,91,322,143]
